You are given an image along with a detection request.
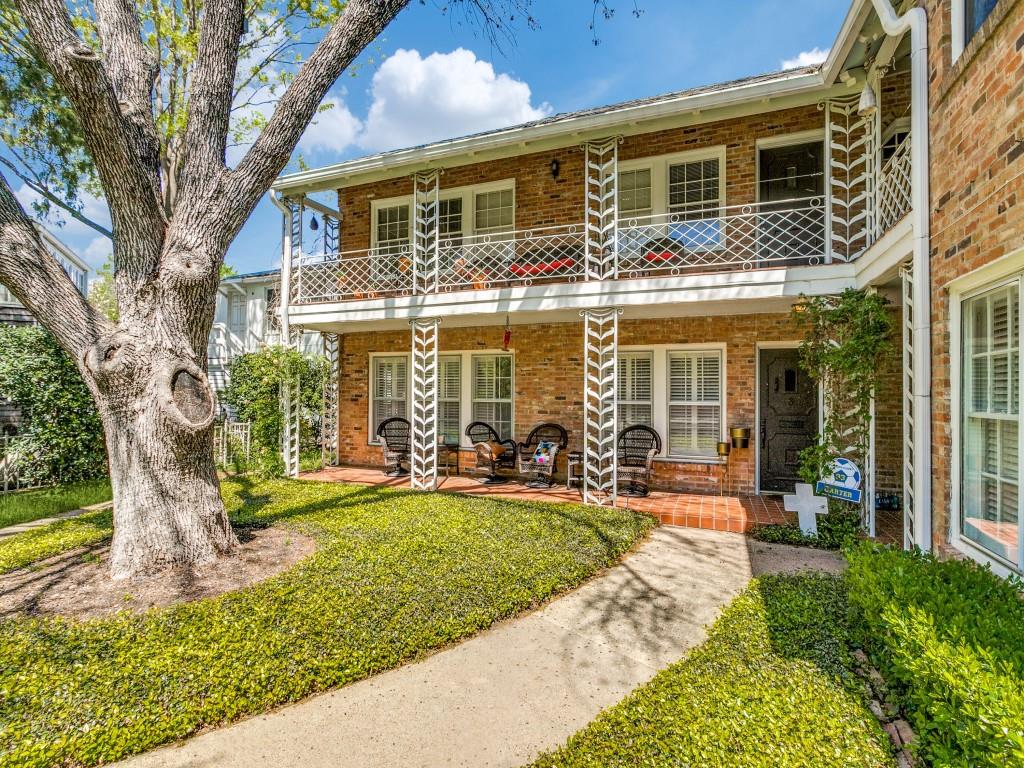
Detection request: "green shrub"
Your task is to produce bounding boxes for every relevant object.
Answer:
[220,346,327,475]
[0,325,106,484]
[531,574,892,767]
[845,543,1024,767]
[752,510,862,550]
[0,478,654,767]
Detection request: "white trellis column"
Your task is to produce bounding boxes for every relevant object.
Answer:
[410,318,440,490]
[581,308,621,506]
[412,170,441,295]
[900,261,922,550]
[321,332,340,468]
[582,138,620,281]
[278,198,303,478]
[824,97,876,262]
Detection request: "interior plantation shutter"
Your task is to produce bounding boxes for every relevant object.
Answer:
[668,350,722,458]
[472,355,513,439]
[618,352,653,428]
[373,356,408,435]
[438,357,462,444]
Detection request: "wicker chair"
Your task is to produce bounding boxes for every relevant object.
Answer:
[466,421,517,484]
[617,425,662,497]
[517,423,569,488]
[376,417,411,477]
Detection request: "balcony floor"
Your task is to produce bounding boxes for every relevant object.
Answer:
[302,465,901,545]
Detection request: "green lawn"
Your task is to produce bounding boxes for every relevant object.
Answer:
[0,477,654,768]
[531,574,894,768]
[0,479,111,529]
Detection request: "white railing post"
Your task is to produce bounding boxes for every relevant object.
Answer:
[413,170,441,295]
[410,318,440,490]
[322,332,340,468]
[583,138,620,281]
[581,308,621,506]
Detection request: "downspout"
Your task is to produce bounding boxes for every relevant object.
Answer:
[268,191,292,342]
[867,0,932,551]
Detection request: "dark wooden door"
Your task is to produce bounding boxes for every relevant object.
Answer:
[757,141,826,266]
[759,348,818,493]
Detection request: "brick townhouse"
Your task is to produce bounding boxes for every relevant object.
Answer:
[266,0,1023,575]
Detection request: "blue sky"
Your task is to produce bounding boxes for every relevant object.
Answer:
[16,0,850,276]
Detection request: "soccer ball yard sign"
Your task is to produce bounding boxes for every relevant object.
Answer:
[815,457,863,504]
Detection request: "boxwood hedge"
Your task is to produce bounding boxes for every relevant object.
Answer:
[845,543,1024,767]
[0,478,654,768]
[530,574,894,768]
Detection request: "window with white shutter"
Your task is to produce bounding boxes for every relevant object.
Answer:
[962,283,1020,566]
[472,354,513,440]
[667,350,723,458]
[372,356,408,440]
[438,356,462,444]
[618,352,653,429]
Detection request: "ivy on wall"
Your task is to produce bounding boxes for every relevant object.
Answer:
[793,289,895,510]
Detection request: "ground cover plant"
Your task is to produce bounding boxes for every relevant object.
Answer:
[845,543,1024,767]
[751,509,862,550]
[0,478,654,768]
[530,574,894,768]
[0,479,111,529]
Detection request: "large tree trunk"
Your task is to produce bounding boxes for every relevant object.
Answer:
[87,332,238,580]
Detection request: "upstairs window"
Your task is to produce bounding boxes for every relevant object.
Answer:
[966,0,998,44]
[375,204,410,254]
[668,159,720,219]
[619,169,653,220]
[474,189,514,235]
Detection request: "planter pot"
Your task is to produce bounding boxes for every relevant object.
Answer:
[730,427,751,449]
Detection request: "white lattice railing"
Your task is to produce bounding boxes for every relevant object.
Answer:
[291,201,830,305]
[213,422,252,466]
[618,198,827,275]
[876,133,912,237]
[0,435,44,494]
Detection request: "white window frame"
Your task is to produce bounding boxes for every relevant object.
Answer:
[619,343,728,463]
[369,354,410,443]
[369,179,516,250]
[952,0,999,62]
[367,349,514,448]
[618,351,654,429]
[618,147,727,221]
[949,247,1024,577]
[471,352,515,441]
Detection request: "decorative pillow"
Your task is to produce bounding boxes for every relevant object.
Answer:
[532,441,555,464]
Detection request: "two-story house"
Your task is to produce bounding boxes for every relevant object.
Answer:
[268,0,934,553]
[0,227,89,435]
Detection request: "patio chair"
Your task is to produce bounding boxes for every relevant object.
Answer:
[376,417,411,477]
[517,423,569,488]
[617,424,662,497]
[466,421,517,484]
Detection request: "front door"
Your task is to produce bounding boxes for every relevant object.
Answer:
[757,140,826,265]
[759,348,818,493]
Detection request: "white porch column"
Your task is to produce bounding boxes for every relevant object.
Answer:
[410,318,440,490]
[824,97,875,262]
[412,170,441,295]
[273,196,302,479]
[322,332,340,468]
[582,138,620,281]
[581,308,621,506]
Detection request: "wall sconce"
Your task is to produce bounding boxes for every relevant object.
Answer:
[550,158,560,180]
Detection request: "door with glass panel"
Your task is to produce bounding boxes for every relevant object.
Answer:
[757,141,825,266]
[961,282,1021,570]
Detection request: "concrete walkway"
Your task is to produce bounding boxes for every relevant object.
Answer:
[121,528,844,768]
[0,501,111,539]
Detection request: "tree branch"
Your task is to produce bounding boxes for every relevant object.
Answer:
[93,0,157,123]
[0,173,110,359]
[223,0,411,238]
[0,156,114,239]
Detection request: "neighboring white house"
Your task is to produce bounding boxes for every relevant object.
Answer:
[208,269,320,407]
[0,227,90,434]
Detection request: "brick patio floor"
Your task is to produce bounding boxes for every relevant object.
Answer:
[303,465,901,545]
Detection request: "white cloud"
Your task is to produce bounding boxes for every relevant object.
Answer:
[81,236,112,270]
[357,48,550,152]
[298,95,363,155]
[781,47,830,70]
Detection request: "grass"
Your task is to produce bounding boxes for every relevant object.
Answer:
[0,476,654,768]
[0,479,111,529]
[531,574,894,768]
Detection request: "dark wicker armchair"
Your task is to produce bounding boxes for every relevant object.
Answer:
[617,424,662,497]
[466,421,517,484]
[376,417,411,477]
[517,423,569,488]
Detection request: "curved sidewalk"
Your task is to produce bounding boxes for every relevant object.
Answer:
[121,527,844,768]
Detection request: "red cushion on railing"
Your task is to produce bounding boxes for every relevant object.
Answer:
[508,258,576,276]
[644,250,679,262]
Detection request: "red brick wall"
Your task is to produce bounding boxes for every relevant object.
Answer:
[924,0,1024,549]
[335,104,826,251]
[336,312,904,496]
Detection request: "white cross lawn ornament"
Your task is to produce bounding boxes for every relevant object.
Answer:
[783,483,829,536]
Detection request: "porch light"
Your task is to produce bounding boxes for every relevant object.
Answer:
[550,158,560,180]
[857,80,878,118]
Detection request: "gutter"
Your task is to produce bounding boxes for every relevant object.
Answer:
[868,0,932,552]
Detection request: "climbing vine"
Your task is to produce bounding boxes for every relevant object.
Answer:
[793,289,895,502]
